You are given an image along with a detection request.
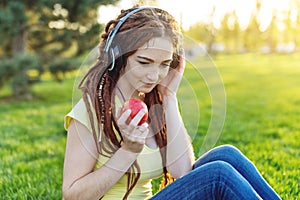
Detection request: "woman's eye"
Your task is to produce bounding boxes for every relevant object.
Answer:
[161,63,170,68]
[138,61,150,65]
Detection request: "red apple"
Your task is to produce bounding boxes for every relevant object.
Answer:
[121,98,148,125]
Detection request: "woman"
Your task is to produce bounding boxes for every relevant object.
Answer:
[62,5,281,200]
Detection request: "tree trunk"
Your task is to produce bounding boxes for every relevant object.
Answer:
[12,28,27,56]
[12,28,32,99]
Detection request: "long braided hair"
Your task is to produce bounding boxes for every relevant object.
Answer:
[78,6,182,199]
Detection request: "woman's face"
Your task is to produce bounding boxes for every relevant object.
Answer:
[118,37,174,98]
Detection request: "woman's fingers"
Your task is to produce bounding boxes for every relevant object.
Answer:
[178,48,186,73]
[130,109,147,126]
[120,121,149,153]
[126,127,148,143]
[137,123,149,132]
[117,109,131,129]
[117,109,148,139]
[118,108,147,126]
[158,49,186,96]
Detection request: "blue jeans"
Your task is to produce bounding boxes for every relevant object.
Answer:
[151,145,281,200]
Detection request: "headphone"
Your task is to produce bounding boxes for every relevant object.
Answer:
[103,6,157,71]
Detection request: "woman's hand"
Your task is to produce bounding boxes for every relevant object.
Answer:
[117,109,149,153]
[158,49,185,96]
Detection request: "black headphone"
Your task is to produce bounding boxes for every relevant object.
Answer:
[103,6,154,71]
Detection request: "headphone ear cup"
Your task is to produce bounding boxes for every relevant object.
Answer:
[112,45,121,59]
[107,44,122,71]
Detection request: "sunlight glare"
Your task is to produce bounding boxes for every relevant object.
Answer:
[98,0,292,31]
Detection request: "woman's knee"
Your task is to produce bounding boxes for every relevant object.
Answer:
[193,160,236,179]
[193,144,245,169]
[216,144,241,155]
[210,160,235,174]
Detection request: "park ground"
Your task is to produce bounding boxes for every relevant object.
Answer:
[0,53,299,199]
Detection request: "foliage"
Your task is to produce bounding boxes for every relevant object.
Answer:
[0,53,299,199]
[0,1,26,38]
[27,0,110,58]
[0,0,119,98]
[48,58,80,82]
[218,11,241,53]
[0,54,41,97]
[0,0,118,57]
[184,0,300,54]
[0,59,15,88]
[243,14,262,52]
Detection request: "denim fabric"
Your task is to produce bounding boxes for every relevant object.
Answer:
[151,145,281,200]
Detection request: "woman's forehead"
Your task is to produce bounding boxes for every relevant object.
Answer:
[139,37,173,52]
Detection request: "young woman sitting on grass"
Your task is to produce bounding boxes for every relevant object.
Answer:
[62,5,281,200]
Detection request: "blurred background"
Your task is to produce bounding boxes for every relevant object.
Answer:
[0,0,299,199]
[1,0,300,98]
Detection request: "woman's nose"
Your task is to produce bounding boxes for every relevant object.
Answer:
[146,68,159,81]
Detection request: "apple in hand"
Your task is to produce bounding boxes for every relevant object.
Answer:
[121,98,148,125]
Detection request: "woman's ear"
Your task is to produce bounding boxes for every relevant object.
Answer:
[169,52,180,69]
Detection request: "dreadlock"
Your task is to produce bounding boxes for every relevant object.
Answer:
[78,5,181,199]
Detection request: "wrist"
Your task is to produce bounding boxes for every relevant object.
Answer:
[120,145,141,156]
[163,94,177,105]
[104,147,139,173]
[161,90,177,98]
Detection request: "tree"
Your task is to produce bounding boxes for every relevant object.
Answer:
[261,12,279,53]
[0,1,27,56]
[242,0,263,52]
[0,0,119,98]
[184,6,218,54]
[218,11,241,53]
[294,0,300,48]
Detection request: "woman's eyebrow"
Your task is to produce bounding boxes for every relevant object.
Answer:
[137,56,154,62]
[137,55,173,63]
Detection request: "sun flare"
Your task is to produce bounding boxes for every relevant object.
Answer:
[98,0,293,31]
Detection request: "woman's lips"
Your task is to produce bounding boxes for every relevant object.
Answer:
[142,82,155,88]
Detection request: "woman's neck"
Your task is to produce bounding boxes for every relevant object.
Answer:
[116,81,144,102]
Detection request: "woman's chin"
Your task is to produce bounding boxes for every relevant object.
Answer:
[138,87,154,94]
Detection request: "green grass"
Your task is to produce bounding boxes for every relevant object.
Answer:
[1,53,299,199]
[214,53,300,199]
[0,79,74,199]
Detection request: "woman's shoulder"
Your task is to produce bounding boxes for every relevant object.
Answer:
[64,98,92,132]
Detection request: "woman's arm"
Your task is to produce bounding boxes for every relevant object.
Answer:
[163,94,195,178]
[158,49,195,178]
[62,119,139,200]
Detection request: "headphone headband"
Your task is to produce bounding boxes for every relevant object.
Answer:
[104,6,157,53]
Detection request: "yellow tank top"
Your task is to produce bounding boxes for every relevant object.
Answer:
[64,98,163,200]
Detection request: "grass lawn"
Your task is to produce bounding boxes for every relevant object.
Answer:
[211,53,299,199]
[0,53,299,199]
